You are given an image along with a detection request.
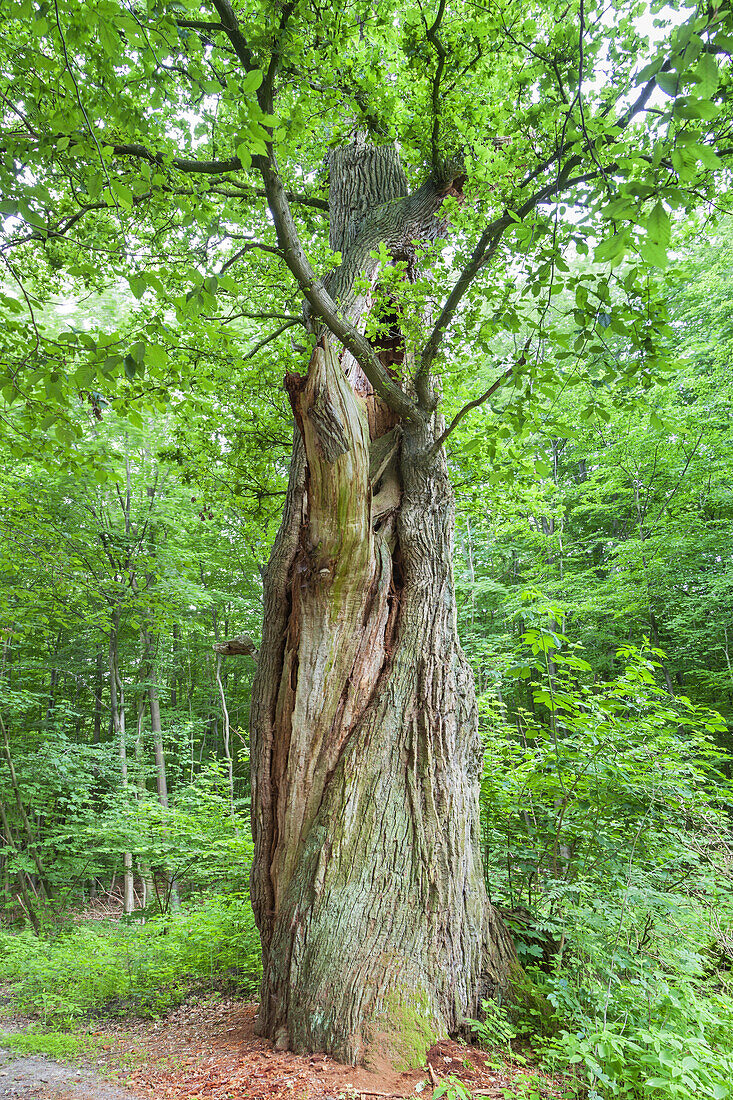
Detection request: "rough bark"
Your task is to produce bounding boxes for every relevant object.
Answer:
[249,142,515,1067]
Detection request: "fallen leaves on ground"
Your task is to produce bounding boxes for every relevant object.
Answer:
[91,999,574,1100]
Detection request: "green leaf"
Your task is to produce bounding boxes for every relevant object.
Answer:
[130,341,146,365]
[594,231,628,266]
[128,274,146,299]
[646,201,670,247]
[242,69,263,95]
[145,344,168,371]
[235,142,252,170]
[674,97,719,120]
[640,238,668,268]
[111,181,133,210]
[655,71,679,97]
[695,53,719,97]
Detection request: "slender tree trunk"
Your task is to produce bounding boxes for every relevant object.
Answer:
[93,646,104,745]
[0,717,54,901]
[215,654,236,824]
[45,631,62,729]
[109,614,134,915]
[170,624,179,709]
[249,141,516,1067]
[134,712,154,919]
[140,627,181,912]
[0,799,41,934]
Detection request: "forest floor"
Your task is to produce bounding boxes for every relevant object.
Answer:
[0,996,573,1100]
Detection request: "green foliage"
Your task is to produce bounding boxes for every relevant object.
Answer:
[481,623,729,909]
[432,1075,473,1100]
[467,998,518,1051]
[0,895,261,1025]
[477,611,733,1099]
[74,762,253,907]
[542,983,733,1100]
[0,1029,97,1060]
[1,0,733,1083]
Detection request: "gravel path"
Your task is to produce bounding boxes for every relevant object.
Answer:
[0,1047,139,1100]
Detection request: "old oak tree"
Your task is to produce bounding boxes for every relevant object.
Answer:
[2,0,733,1067]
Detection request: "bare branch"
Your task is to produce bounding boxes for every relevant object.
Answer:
[427,339,530,459]
[243,319,301,360]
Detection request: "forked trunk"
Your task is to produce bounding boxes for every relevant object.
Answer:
[249,142,516,1066]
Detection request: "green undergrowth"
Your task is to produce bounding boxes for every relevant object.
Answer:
[0,1028,98,1060]
[0,893,261,1025]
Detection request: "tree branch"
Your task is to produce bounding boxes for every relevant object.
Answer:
[418,170,599,384]
[427,339,530,459]
[218,241,282,273]
[425,0,448,168]
[111,143,244,174]
[209,0,255,71]
[243,318,301,360]
[210,180,328,211]
[214,633,259,659]
[257,155,422,422]
[176,19,226,32]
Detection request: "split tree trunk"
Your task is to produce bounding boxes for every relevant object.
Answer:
[249,141,515,1066]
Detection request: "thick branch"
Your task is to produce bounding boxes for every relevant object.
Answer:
[205,0,421,420]
[111,144,243,174]
[209,0,255,70]
[258,155,422,422]
[425,0,448,168]
[419,170,599,383]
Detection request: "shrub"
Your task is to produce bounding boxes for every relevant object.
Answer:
[0,893,261,1024]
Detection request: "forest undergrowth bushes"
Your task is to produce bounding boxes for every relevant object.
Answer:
[0,893,262,1024]
[0,758,262,1024]
[477,606,733,1099]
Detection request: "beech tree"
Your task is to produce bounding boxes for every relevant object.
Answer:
[2,0,733,1067]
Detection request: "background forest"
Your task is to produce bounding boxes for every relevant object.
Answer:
[1,0,733,1096]
[1,213,733,1099]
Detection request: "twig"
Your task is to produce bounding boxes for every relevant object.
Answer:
[427,338,531,459]
[244,319,300,360]
[52,0,119,211]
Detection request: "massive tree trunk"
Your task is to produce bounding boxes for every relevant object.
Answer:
[249,141,516,1067]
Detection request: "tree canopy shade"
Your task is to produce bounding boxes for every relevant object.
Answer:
[2,0,733,1069]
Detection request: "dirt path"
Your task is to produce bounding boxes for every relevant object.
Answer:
[0,1046,139,1100]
